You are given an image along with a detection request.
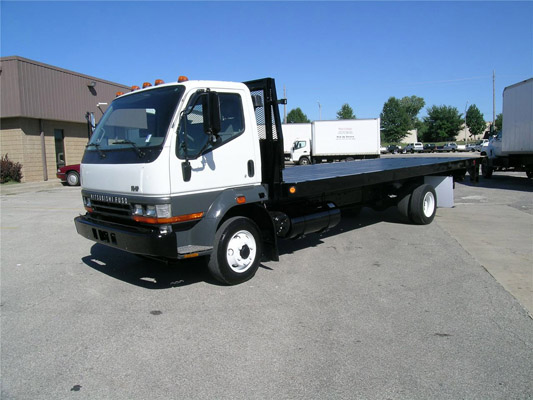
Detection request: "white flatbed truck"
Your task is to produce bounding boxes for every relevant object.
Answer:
[75,78,479,285]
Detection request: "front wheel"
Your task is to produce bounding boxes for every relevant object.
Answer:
[66,171,80,186]
[409,184,437,225]
[208,217,262,285]
[299,156,310,166]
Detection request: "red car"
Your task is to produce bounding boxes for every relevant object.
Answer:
[56,164,80,186]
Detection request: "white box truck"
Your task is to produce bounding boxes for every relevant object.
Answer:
[290,119,380,165]
[282,123,311,160]
[482,77,533,178]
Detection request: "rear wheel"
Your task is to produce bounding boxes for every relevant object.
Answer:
[397,192,411,220]
[481,158,493,178]
[208,217,262,285]
[409,184,437,225]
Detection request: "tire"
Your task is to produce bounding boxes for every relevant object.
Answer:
[397,192,411,220]
[208,217,262,285]
[409,184,437,225]
[481,158,493,178]
[299,156,310,166]
[66,171,80,186]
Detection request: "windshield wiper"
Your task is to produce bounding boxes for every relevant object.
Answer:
[86,143,106,159]
[111,140,145,158]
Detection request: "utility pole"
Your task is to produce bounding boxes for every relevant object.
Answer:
[493,70,496,126]
[317,101,322,120]
[464,101,469,144]
[283,85,287,124]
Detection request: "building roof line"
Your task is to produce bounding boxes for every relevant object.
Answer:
[0,55,130,89]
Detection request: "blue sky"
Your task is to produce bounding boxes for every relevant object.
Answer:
[1,1,532,121]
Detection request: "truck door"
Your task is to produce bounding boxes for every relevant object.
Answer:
[170,89,260,196]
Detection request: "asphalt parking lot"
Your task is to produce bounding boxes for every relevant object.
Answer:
[1,160,532,399]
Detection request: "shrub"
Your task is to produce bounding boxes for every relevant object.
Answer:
[1,154,23,183]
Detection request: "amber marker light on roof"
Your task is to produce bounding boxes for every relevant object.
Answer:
[155,79,164,86]
[116,91,124,97]
[131,85,140,91]
[178,76,189,82]
[142,82,152,88]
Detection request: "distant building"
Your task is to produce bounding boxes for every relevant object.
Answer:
[403,129,418,144]
[0,56,129,182]
[457,121,492,143]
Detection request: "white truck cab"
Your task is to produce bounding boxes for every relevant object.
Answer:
[82,79,262,196]
[290,139,311,164]
[485,132,503,158]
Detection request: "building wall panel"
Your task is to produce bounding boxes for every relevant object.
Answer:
[2,56,129,123]
[0,59,22,117]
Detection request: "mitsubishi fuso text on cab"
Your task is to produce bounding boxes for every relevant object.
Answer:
[75,77,478,285]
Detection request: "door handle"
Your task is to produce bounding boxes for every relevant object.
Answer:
[247,160,255,177]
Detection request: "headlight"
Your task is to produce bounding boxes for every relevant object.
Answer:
[145,205,157,217]
[133,204,144,216]
[131,203,172,220]
[156,204,171,219]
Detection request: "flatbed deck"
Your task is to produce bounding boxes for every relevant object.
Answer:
[281,156,478,198]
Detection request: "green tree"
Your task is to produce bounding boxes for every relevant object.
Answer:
[422,105,464,142]
[495,113,503,132]
[399,95,425,130]
[380,97,410,143]
[287,108,310,123]
[336,103,356,120]
[465,104,486,138]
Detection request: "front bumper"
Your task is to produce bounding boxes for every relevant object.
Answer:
[74,215,179,259]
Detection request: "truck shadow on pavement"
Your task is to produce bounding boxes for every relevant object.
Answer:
[82,245,222,288]
[82,208,408,287]
[461,173,533,193]
[276,207,408,256]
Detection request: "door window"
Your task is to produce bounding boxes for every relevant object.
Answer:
[178,93,245,159]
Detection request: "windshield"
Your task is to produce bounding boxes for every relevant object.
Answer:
[85,86,184,163]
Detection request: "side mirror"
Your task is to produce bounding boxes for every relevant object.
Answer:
[182,161,192,182]
[202,91,221,135]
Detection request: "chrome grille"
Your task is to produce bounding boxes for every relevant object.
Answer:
[91,200,131,217]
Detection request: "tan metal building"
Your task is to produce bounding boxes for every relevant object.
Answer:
[0,56,129,182]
